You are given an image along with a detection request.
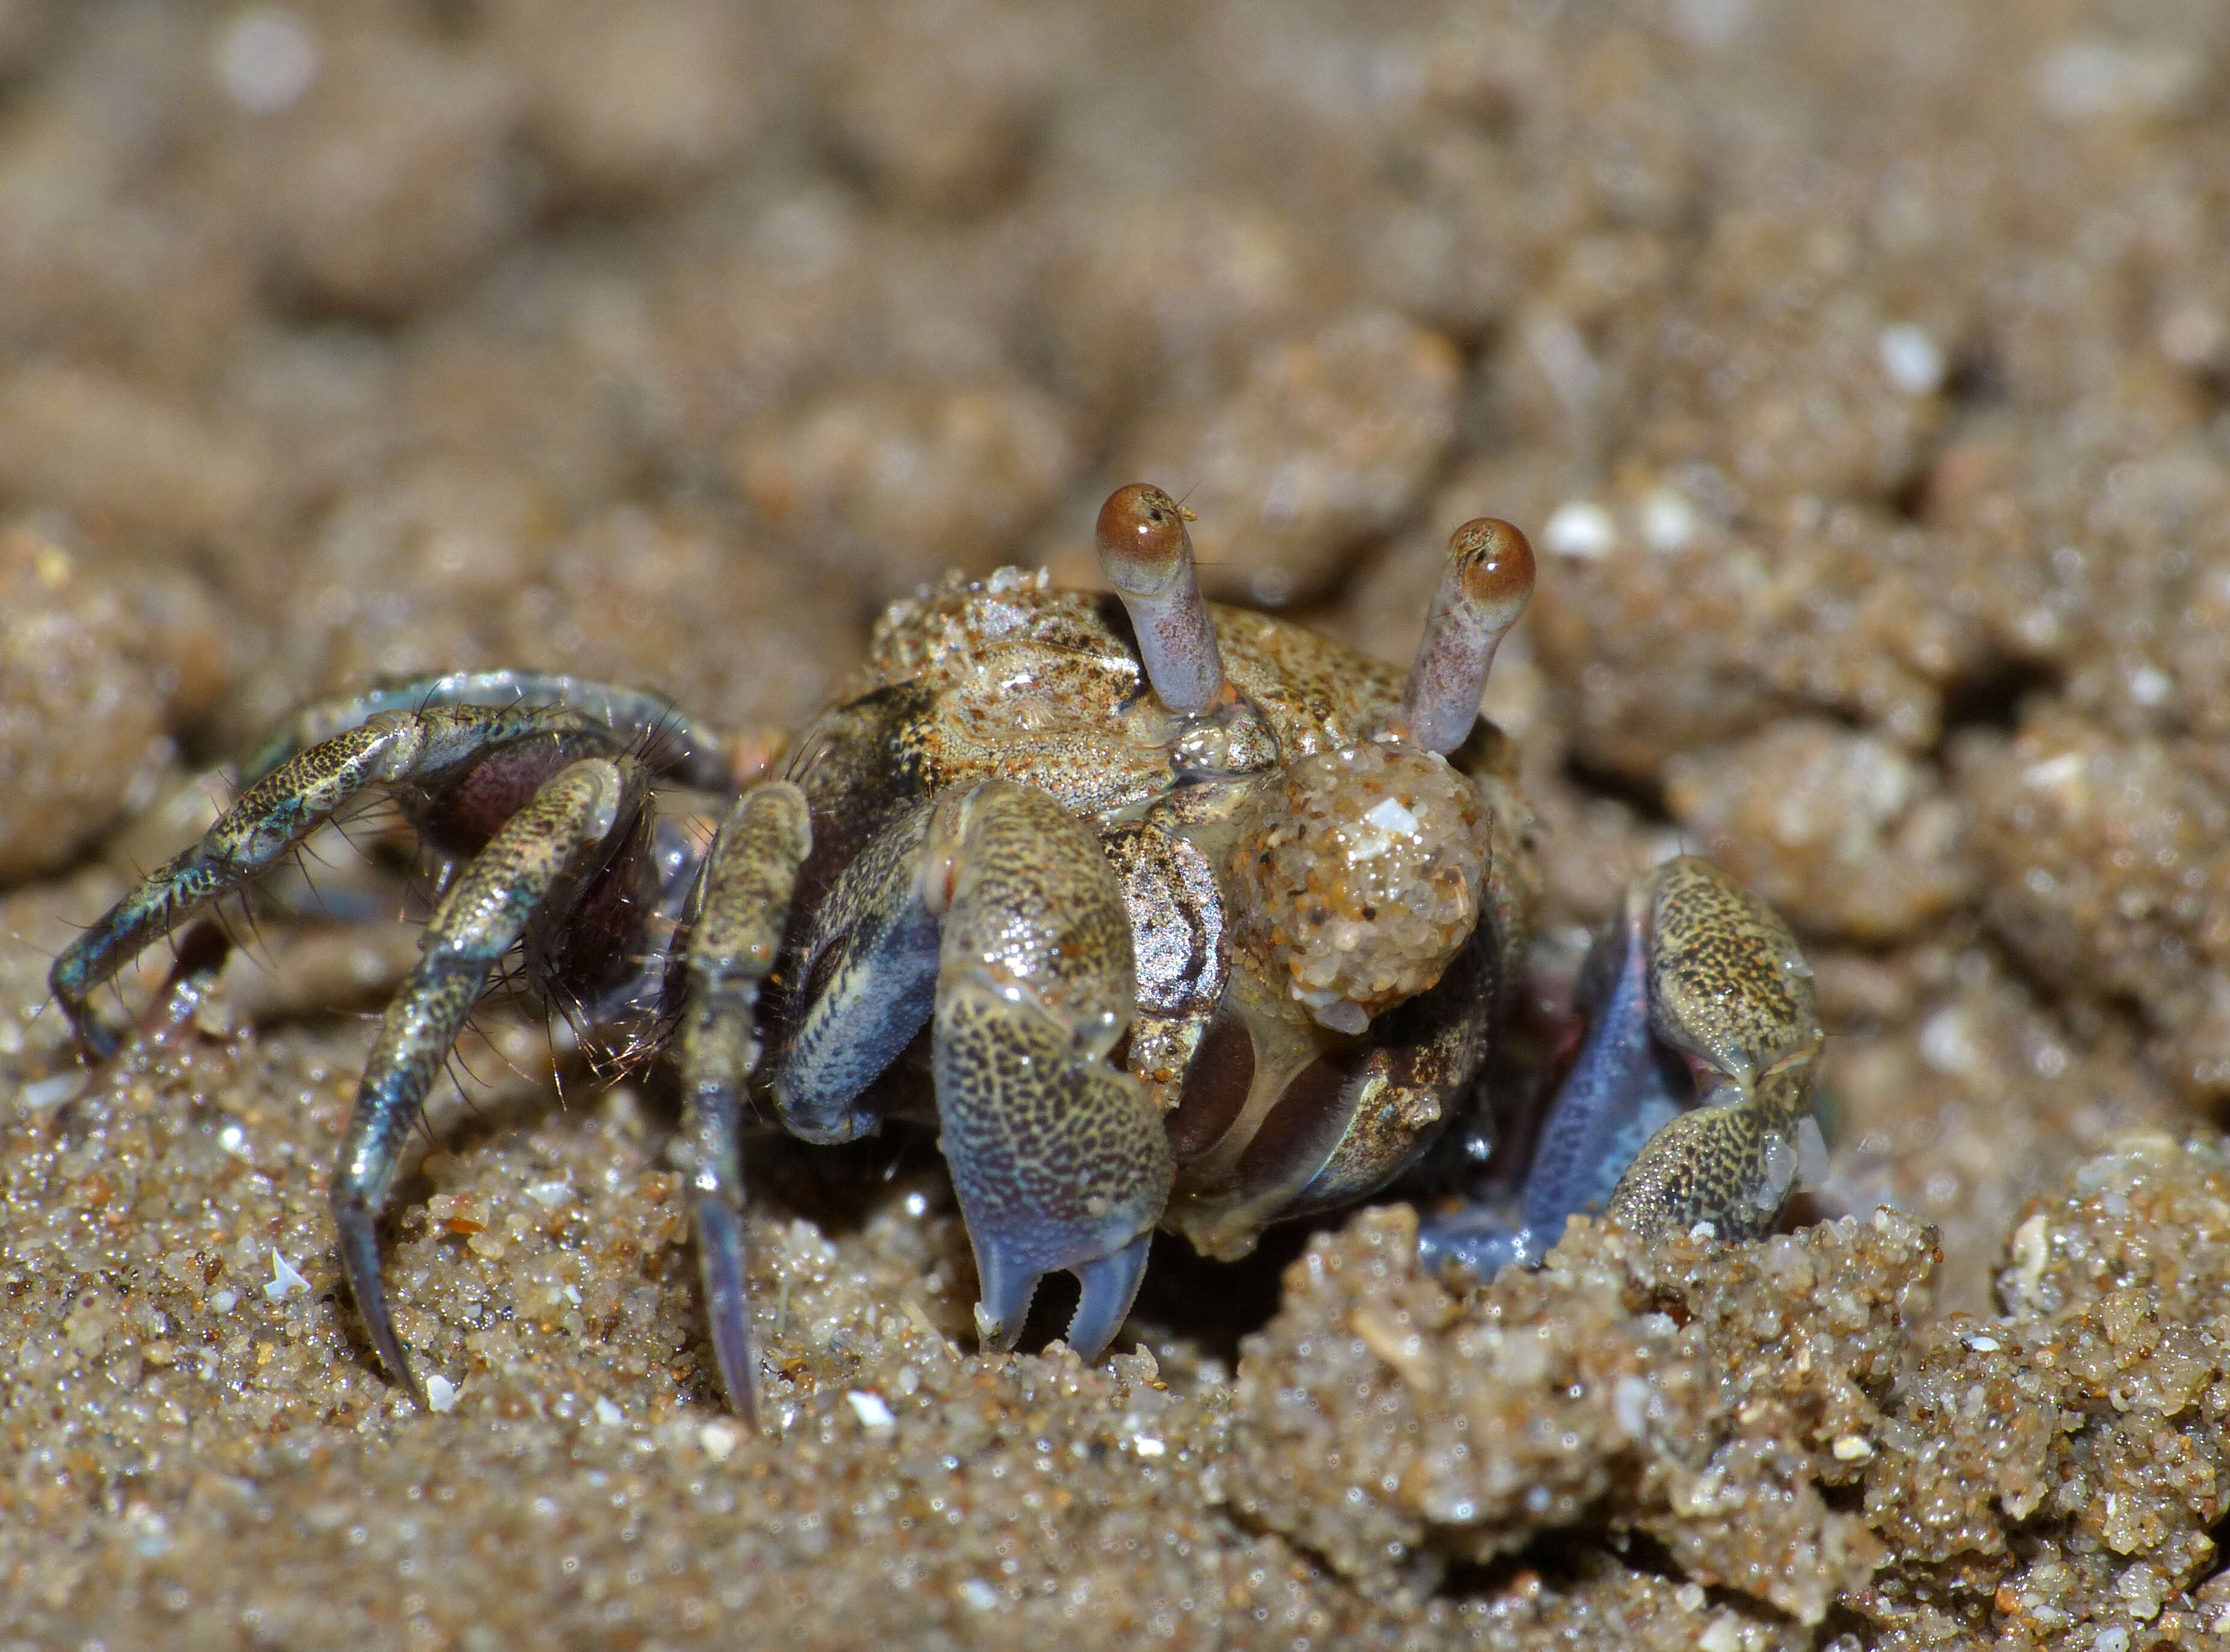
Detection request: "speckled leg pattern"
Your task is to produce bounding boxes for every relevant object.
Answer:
[677,783,812,1423]
[50,699,636,1060]
[334,756,649,1404]
[776,782,1172,1359]
[238,669,734,792]
[1421,855,1822,1277]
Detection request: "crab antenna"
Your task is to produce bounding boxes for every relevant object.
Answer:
[1096,482,1229,715]
[1395,518,1535,754]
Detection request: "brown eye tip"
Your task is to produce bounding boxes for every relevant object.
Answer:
[1101,480,1176,513]
[1094,480,1228,714]
[1391,514,1534,754]
[1096,482,1191,583]
[1450,518,1535,619]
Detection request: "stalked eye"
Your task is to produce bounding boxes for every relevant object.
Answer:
[1095,482,1229,715]
[1391,517,1533,755]
[1224,741,1487,1033]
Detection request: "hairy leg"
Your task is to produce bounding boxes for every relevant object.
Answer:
[240,670,735,792]
[676,783,812,1422]
[51,702,631,1059]
[333,755,649,1407]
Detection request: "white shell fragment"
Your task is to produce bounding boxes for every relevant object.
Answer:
[264,1249,310,1301]
[847,1389,897,1431]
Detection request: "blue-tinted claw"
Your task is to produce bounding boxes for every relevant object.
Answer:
[968,1228,1152,1360]
[1434,857,1825,1283]
[939,973,1171,1358]
[1066,1231,1153,1360]
[1511,883,1690,1243]
[970,1239,1043,1354]
[1416,1207,1548,1283]
[1418,883,1685,1283]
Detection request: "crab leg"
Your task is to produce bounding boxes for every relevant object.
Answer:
[51,702,633,1060]
[774,781,1173,1360]
[675,783,812,1423]
[334,756,649,1408]
[1420,856,1822,1277]
[774,799,942,1145]
[239,669,735,792]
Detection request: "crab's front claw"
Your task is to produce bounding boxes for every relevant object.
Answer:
[928,782,1174,1360]
[776,777,1172,1362]
[1421,855,1822,1279]
[1600,855,1824,1243]
[939,972,1166,1353]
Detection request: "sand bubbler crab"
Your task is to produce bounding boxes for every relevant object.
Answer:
[50,483,1825,1422]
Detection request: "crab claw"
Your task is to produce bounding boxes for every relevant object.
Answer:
[1597,856,1824,1240]
[1392,518,1534,755]
[973,1228,1154,1363]
[1096,482,1230,715]
[1418,855,1825,1282]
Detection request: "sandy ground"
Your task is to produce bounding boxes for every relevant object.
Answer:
[6,0,2230,1645]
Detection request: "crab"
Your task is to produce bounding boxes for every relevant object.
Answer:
[49,482,1824,1422]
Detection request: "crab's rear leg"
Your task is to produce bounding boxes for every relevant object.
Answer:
[1421,856,1823,1276]
[334,755,650,1407]
[50,702,629,1059]
[239,670,737,792]
[676,783,812,1422]
[776,781,1174,1361]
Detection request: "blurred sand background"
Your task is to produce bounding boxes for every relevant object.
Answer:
[6,0,2230,1645]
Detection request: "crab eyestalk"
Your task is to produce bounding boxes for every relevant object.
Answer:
[1393,518,1535,755]
[1096,482,1230,715]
